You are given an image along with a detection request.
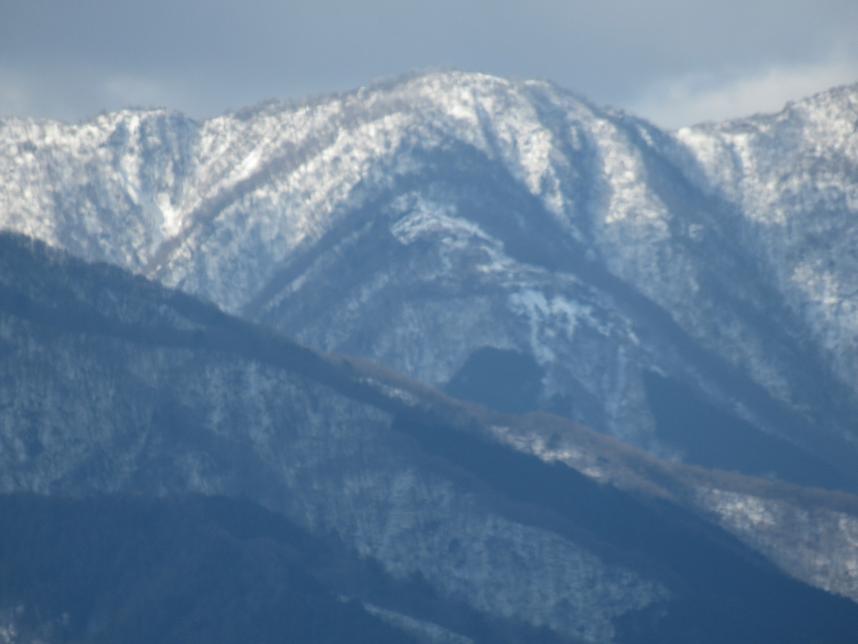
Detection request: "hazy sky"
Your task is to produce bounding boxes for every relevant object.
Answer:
[1,0,856,127]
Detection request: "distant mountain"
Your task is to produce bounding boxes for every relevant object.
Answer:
[2,233,858,642]
[1,72,856,491]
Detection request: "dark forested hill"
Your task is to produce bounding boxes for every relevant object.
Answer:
[2,233,858,642]
[0,494,415,644]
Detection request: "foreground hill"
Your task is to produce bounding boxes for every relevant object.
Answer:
[2,233,858,643]
[1,72,857,490]
[0,494,414,644]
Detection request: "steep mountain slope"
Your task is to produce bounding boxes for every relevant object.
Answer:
[2,233,858,643]
[1,72,857,490]
[674,84,858,391]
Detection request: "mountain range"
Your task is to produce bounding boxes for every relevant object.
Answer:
[1,71,857,642]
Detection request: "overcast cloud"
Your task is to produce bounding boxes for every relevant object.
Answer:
[1,0,856,127]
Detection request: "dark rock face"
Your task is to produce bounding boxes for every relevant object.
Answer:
[444,347,544,414]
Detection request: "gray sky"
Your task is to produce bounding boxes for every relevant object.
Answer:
[1,0,856,127]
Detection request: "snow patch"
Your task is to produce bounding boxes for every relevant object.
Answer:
[509,289,597,363]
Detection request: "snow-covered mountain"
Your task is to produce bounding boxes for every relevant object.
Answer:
[1,71,857,488]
